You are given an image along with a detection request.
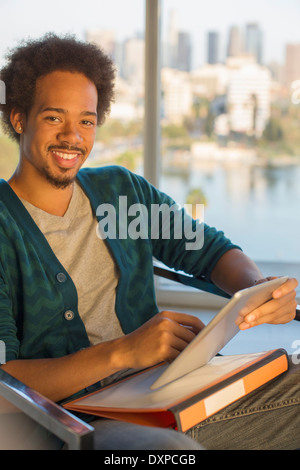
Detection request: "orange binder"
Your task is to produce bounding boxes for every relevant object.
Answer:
[64,349,288,432]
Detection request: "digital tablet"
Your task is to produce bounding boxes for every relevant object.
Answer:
[151,276,288,389]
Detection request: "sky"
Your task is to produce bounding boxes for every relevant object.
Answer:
[0,0,299,67]
[163,0,300,66]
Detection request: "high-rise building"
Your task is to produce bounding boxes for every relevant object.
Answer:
[207,31,219,64]
[227,58,271,137]
[177,32,192,72]
[285,43,300,87]
[245,23,263,64]
[164,10,192,71]
[161,68,193,123]
[166,9,179,68]
[227,26,243,58]
[123,36,145,88]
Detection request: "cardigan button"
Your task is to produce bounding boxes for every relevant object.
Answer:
[64,310,74,321]
[56,272,67,283]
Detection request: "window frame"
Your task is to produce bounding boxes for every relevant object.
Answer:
[144,0,300,306]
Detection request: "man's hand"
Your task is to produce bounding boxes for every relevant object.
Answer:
[115,311,205,370]
[236,277,298,330]
[1,311,204,402]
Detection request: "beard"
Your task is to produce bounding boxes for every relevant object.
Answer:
[42,145,86,189]
[40,163,77,189]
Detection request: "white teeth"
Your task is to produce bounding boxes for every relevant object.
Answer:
[52,151,78,160]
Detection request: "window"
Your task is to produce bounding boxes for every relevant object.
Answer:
[159,0,300,270]
[1,0,299,300]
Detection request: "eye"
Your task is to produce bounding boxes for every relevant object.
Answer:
[81,120,95,127]
[45,116,61,123]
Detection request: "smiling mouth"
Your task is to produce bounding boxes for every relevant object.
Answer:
[49,148,85,170]
[51,150,80,160]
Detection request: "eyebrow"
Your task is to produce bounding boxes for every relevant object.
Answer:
[40,107,97,117]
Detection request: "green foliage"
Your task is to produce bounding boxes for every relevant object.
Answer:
[162,123,189,139]
[257,103,300,158]
[186,188,207,219]
[204,110,215,137]
[96,119,143,144]
[186,188,207,206]
[116,150,141,172]
[262,117,284,142]
[0,134,19,179]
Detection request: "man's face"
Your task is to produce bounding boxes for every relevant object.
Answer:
[19,70,98,189]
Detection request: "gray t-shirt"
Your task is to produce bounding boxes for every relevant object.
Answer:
[20,182,124,346]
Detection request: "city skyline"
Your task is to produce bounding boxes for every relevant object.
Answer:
[162,0,300,67]
[0,0,299,68]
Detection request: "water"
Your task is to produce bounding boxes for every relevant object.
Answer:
[161,162,300,263]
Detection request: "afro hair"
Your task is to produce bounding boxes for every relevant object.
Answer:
[0,33,116,142]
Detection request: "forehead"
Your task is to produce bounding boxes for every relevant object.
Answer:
[33,70,98,111]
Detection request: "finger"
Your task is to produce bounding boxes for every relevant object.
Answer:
[174,322,199,343]
[167,336,193,360]
[164,344,185,363]
[157,316,199,344]
[146,322,197,364]
[242,297,296,327]
[159,310,205,333]
[239,292,297,329]
[243,304,294,326]
[163,330,199,363]
[237,277,298,326]
[151,315,199,351]
[237,277,290,318]
[272,277,298,299]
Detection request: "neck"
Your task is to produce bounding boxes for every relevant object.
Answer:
[8,170,75,217]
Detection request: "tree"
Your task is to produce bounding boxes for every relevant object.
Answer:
[116,150,140,172]
[162,123,189,139]
[204,109,215,137]
[263,118,284,142]
[186,188,207,219]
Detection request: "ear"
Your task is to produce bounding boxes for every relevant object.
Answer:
[10,109,26,134]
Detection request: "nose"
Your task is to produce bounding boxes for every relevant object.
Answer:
[57,120,83,145]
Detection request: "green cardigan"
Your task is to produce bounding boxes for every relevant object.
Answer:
[0,165,239,363]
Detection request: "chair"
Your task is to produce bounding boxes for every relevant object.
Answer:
[0,367,94,450]
[0,265,298,450]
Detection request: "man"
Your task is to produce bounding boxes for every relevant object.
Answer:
[0,34,299,450]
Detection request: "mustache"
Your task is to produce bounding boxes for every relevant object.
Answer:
[48,145,86,155]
